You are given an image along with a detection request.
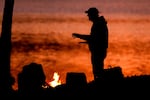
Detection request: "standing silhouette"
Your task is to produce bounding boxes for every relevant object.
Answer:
[72,7,108,80]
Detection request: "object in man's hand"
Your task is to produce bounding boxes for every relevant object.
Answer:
[72,33,79,38]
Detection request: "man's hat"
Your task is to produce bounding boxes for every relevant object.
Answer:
[85,7,99,14]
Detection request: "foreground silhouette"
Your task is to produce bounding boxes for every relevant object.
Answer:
[17,62,54,98]
[1,62,149,98]
[54,66,150,98]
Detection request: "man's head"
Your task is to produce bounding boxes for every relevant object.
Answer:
[85,7,99,15]
[85,7,99,21]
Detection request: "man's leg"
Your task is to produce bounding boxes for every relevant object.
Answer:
[91,50,107,80]
[91,55,104,80]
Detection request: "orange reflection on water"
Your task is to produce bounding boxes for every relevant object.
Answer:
[8,14,150,90]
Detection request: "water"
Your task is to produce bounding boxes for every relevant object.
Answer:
[0,0,150,89]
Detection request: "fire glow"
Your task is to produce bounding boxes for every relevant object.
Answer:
[48,72,61,87]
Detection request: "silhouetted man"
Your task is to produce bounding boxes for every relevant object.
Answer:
[72,7,108,80]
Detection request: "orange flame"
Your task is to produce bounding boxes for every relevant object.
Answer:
[49,72,61,87]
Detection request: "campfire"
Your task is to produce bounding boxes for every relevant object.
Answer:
[48,72,61,88]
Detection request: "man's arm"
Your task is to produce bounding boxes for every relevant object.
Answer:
[72,33,90,41]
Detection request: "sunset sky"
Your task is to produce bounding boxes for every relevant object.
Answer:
[0,0,150,15]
